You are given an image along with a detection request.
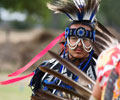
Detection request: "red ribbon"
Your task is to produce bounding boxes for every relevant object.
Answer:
[0,72,34,85]
[8,32,65,77]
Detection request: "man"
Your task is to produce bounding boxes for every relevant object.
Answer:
[29,0,99,95]
[30,21,97,93]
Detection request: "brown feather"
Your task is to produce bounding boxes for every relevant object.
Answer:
[48,50,95,85]
[85,0,95,11]
[96,30,112,42]
[47,1,78,14]
[91,42,101,55]
[31,96,45,100]
[35,90,66,100]
[94,21,119,54]
[97,21,116,38]
[44,84,86,99]
[47,0,100,21]
[94,41,106,50]
[95,36,109,47]
[39,66,92,97]
[85,0,100,12]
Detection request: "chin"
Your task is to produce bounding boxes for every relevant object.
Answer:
[73,52,89,59]
[73,54,85,59]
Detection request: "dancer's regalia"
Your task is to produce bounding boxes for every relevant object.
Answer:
[29,0,119,100]
[0,0,119,100]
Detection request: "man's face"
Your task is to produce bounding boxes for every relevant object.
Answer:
[67,24,92,59]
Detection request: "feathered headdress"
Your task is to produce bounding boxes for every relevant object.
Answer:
[47,0,119,55]
[47,0,100,23]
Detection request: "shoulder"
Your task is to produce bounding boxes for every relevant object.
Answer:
[39,58,61,70]
[40,58,57,67]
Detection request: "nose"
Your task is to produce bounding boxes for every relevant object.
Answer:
[77,40,82,47]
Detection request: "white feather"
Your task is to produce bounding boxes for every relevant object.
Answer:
[73,0,79,9]
[83,11,92,20]
[47,0,100,22]
[73,0,86,8]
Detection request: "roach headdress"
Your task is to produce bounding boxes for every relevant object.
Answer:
[47,0,119,55]
[47,0,100,22]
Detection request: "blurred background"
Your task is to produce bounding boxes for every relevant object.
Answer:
[0,0,120,100]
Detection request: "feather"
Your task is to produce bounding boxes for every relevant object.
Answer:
[48,50,95,85]
[31,96,43,100]
[91,42,101,55]
[31,90,66,100]
[47,1,78,14]
[47,0,101,21]
[97,21,116,38]
[73,0,86,9]
[95,36,109,47]
[32,50,95,100]
[96,30,112,42]
[93,21,119,55]
[44,84,86,99]
[39,66,92,97]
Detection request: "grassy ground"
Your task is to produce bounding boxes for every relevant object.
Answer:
[0,85,31,100]
[0,73,32,100]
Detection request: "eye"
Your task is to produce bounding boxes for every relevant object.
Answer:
[68,36,78,43]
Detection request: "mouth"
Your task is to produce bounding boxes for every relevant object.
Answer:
[74,48,83,53]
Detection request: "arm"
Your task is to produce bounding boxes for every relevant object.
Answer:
[29,67,45,92]
[89,79,102,100]
[29,59,59,92]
